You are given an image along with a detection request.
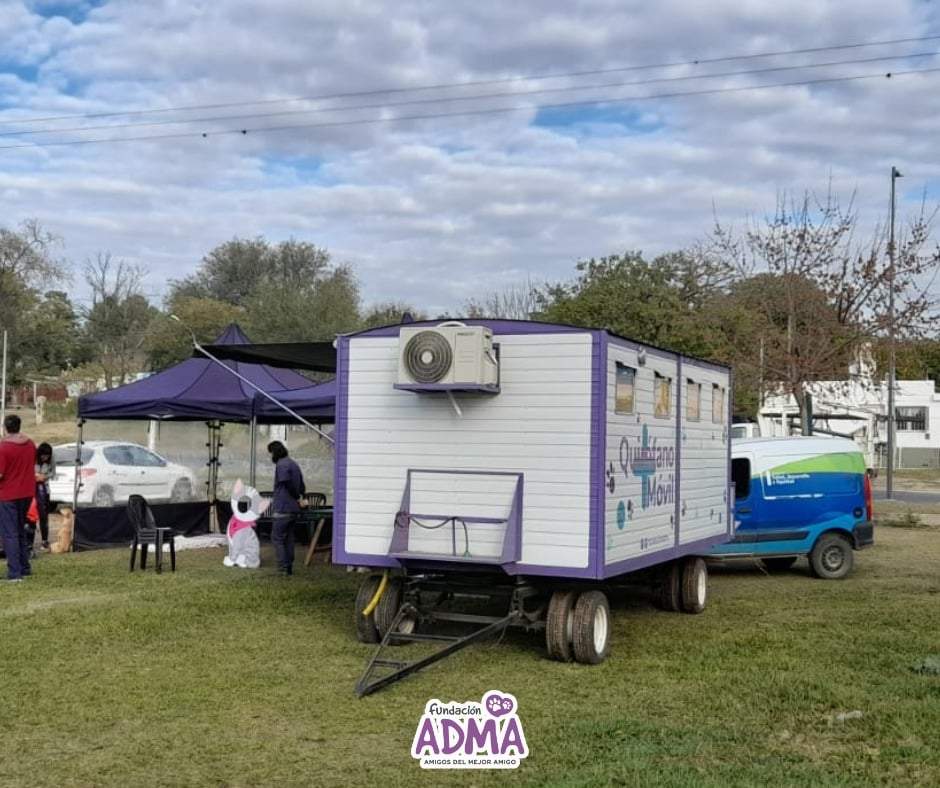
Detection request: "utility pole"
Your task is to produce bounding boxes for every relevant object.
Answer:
[886,166,903,499]
[0,330,7,433]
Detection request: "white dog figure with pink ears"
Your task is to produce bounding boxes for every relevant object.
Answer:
[223,480,268,569]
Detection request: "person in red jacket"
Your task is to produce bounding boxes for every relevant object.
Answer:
[0,415,38,582]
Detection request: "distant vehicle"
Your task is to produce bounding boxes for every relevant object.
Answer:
[730,422,760,439]
[709,437,874,579]
[49,441,197,508]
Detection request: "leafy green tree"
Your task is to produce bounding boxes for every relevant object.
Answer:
[244,264,361,342]
[170,237,331,306]
[361,301,425,328]
[145,295,244,369]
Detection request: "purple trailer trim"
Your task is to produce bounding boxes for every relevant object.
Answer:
[331,335,356,566]
[587,331,607,580]
[675,357,682,548]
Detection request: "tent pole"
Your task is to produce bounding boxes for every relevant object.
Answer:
[189,339,334,445]
[71,419,84,552]
[249,415,258,488]
[207,420,221,533]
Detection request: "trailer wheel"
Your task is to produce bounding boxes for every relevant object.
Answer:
[809,533,854,580]
[374,578,418,642]
[354,574,382,644]
[545,590,577,662]
[680,557,708,614]
[761,556,797,572]
[571,591,611,665]
[655,562,682,612]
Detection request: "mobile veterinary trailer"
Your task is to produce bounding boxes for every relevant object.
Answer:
[710,437,874,579]
[332,320,733,694]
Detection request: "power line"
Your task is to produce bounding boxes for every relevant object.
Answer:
[0,66,935,152]
[2,50,934,140]
[1,33,938,128]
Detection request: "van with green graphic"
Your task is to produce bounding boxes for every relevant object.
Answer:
[710,437,874,579]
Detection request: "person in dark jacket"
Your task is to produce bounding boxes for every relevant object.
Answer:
[267,441,305,576]
[32,442,55,553]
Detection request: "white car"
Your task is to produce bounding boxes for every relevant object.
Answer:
[49,441,198,508]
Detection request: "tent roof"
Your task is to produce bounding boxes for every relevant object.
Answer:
[78,324,316,422]
[254,379,336,424]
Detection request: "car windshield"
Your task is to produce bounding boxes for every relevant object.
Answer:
[54,446,94,466]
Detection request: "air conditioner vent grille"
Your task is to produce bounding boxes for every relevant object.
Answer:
[403,331,453,383]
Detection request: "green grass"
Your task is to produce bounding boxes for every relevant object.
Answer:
[2,530,940,787]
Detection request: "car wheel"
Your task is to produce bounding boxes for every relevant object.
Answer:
[171,478,192,502]
[761,556,797,572]
[809,533,854,580]
[94,486,115,508]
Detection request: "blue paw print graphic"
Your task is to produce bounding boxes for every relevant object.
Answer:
[617,500,626,530]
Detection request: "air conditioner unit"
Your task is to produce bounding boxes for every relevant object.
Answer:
[397,323,499,389]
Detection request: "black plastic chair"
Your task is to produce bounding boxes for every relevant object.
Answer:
[128,494,176,573]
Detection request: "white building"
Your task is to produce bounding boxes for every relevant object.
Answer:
[759,376,940,469]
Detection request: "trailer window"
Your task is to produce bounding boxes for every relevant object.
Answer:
[615,363,635,414]
[654,373,671,417]
[712,384,726,423]
[731,458,751,500]
[686,379,701,421]
[896,406,927,431]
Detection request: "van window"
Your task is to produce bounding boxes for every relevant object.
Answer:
[654,373,671,417]
[615,363,635,414]
[731,458,751,500]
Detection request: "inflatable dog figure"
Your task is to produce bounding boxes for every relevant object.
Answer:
[223,480,269,569]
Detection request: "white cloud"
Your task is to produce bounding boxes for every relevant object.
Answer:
[0,0,938,316]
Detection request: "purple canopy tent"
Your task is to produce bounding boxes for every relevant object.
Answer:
[74,324,334,536]
[253,379,336,423]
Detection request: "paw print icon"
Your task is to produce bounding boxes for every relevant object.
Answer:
[606,462,616,494]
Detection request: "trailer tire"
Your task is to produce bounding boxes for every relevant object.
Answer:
[761,556,797,572]
[679,557,707,614]
[354,575,382,644]
[809,533,854,580]
[546,590,577,662]
[571,591,611,665]
[374,578,418,642]
[655,562,682,612]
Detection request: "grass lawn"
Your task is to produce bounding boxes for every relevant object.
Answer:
[2,528,940,788]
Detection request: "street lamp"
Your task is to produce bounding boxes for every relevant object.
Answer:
[886,166,903,500]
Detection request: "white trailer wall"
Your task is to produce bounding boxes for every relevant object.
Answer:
[342,331,595,570]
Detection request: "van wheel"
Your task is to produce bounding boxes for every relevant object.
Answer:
[680,557,707,614]
[809,534,854,580]
[655,562,682,612]
[354,575,382,643]
[571,591,611,665]
[374,578,418,643]
[545,590,577,662]
[761,556,797,572]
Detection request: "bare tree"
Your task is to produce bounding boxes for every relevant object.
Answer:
[0,219,66,286]
[708,189,940,419]
[83,254,155,388]
[464,277,540,320]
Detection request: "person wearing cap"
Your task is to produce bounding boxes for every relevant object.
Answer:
[0,415,38,582]
[267,440,305,576]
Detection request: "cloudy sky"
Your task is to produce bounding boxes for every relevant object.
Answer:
[1,0,940,314]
